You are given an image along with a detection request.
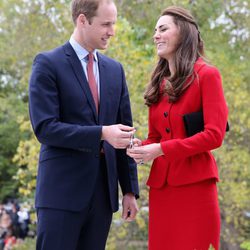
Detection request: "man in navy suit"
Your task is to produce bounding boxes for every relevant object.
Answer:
[29,0,139,249]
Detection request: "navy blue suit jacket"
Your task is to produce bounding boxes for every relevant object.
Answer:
[29,42,139,212]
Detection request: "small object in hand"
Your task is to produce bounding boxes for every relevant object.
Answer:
[139,159,144,165]
[128,134,134,149]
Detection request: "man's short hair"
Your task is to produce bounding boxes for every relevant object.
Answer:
[71,0,113,24]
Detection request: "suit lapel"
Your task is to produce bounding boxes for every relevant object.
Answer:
[63,42,98,122]
[98,53,110,125]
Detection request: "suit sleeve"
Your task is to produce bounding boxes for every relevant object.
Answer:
[115,64,139,198]
[160,66,228,161]
[29,53,102,152]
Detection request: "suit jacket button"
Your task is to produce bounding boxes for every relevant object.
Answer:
[165,128,170,133]
[164,112,168,117]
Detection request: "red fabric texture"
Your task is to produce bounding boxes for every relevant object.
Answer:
[143,58,227,249]
[148,179,220,250]
[143,58,228,188]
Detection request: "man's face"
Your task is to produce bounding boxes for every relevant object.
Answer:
[81,2,117,51]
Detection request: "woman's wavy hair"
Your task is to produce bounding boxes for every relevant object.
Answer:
[144,6,205,106]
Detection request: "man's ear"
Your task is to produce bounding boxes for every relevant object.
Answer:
[77,14,87,27]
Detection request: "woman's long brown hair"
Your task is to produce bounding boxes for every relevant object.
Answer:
[144,6,205,106]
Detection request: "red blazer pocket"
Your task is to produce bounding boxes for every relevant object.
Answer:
[146,156,169,188]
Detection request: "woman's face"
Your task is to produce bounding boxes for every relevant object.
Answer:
[153,15,180,60]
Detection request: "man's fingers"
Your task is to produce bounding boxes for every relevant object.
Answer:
[122,194,138,222]
[128,207,137,220]
[118,124,135,132]
[119,131,133,138]
[122,206,129,219]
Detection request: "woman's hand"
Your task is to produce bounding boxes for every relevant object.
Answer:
[132,138,142,147]
[127,143,164,164]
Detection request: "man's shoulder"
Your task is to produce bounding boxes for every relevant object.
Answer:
[97,52,122,67]
[36,42,69,60]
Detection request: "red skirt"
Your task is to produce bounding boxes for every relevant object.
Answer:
[148,179,220,250]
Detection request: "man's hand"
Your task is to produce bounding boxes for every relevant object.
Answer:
[102,124,135,149]
[122,193,138,222]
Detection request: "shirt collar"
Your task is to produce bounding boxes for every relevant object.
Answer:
[69,36,98,62]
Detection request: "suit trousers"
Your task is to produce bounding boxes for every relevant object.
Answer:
[36,155,113,250]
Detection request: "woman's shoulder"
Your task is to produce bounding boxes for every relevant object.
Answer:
[194,57,220,76]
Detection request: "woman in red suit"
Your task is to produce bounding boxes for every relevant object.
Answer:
[127,6,228,250]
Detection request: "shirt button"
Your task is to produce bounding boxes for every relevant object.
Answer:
[165,128,170,133]
[164,112,168,117]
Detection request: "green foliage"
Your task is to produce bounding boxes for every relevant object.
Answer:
[0,94,26,200]
[106,204,148,249]
[208,244,215,250]
[12,238,36,250]
[241,241,250,250]
[12,118,40,198]
[0,0,72,201]
[106,17,154,139]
